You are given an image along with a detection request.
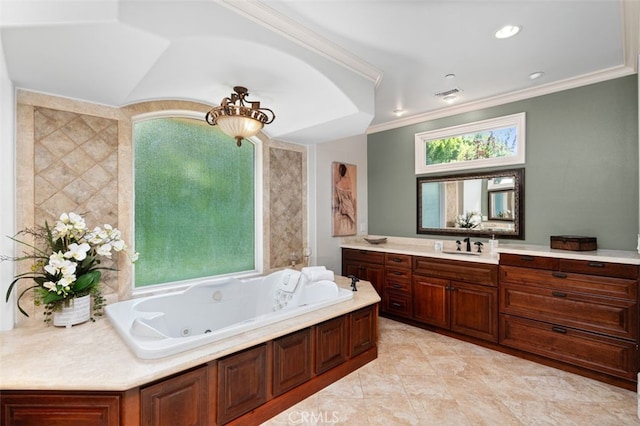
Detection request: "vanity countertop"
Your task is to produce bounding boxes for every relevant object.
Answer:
[342,236,499,264]
[0,277,380,392]
[342,236,640,265]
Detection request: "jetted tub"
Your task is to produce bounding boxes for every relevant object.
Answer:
[105,267,353,359]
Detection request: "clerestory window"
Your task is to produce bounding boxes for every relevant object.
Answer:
[133,113,261,290]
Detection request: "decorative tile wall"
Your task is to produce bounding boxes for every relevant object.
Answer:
[268,147,304,268]
[32,107,120,293]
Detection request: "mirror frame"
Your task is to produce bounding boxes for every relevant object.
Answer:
[417,168,524,239]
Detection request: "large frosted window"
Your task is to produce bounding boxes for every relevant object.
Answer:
[134,116,256,288]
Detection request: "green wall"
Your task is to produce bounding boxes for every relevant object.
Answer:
[368,75,639,250]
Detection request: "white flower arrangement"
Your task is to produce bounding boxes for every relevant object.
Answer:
[4,212,138,323]
[455,211,481,229]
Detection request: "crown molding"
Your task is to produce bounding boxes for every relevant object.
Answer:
[368,64,636,135]
[369,1,639,135]
[218,0,383,87]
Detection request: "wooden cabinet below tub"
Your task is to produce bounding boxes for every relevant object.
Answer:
[499,253,639,383]
[0,305,378,426]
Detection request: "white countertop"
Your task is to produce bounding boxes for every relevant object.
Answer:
[0,277,380,392]
[342,236,640,265]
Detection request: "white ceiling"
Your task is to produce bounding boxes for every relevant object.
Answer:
[1,0,638,144]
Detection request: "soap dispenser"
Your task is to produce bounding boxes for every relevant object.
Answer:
[489,234,499,255]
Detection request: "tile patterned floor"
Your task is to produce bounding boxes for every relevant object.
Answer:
[263,317,640,425]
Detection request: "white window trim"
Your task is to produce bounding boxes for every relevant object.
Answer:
[415,112,526,174]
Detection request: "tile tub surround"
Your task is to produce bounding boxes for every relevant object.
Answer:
[264,317,640,425]
[0,277,379,392]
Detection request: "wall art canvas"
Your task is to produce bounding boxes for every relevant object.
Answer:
[332,162,357,236]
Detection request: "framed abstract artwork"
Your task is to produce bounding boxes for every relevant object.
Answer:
[332,162,357,236]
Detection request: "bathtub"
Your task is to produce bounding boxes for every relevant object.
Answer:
[105,267,353,359]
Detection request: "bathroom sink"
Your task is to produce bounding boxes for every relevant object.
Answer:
[441,250,481,256]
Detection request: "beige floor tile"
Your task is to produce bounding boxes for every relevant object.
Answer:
[263,318,640,425]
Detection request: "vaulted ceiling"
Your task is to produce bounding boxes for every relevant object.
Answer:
[1,1,637,144]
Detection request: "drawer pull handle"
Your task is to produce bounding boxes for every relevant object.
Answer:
[552,272,567,278]
[358,250,368,254]
[391,302,402,308]
[587,262,605,268]
[552,291,567,298]
[551,326,567,334]
[520,255,535,261]
[392,284,403,289]
[391,258,403,263]
[393,271,403,275]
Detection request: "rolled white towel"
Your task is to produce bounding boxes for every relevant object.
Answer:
[301,266,335,283]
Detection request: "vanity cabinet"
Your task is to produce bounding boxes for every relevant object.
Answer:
[382,253,413,318]
[499,253,639,382]
[413,257,499,342]
[342,248,385,295]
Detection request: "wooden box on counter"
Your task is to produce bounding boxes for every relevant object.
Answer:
[550,235,597,251]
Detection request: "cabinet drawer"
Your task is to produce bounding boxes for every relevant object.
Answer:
[384,277,411,293]
[383,292,412,318]
[342,248,384,264]
[385,253,412,269]
[500,283,638,340]
[500,265,637,301]
[385,267,412,282]
[499,253,559,270]
[559,259,639,280]
[413,256,498,287]
[500,315,637,380]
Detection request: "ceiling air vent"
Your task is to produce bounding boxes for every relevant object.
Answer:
[434,87,462,98]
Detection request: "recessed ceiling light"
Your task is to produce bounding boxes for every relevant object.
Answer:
[529,71,545,80]
[495,25,521,39]
[393,109,405,117]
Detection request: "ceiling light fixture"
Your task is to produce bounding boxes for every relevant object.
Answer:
[205,86,275,146]
[529,71,545,80]
[393,109,405,117]
[494,25,521,39]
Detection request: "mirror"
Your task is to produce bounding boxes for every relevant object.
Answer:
[417,168,524,239]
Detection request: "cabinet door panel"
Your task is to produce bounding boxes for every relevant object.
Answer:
[141,367,209,426]
[273,328,312,396]
[316,316,348,374]
[413,276,449,328]
[450,281,498,342]
[1,393,120,426]
[350,306,377,357]
[217,344,267,424]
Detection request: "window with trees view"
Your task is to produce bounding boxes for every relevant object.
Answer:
[415,113,525,174]
[133,115,258,288]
